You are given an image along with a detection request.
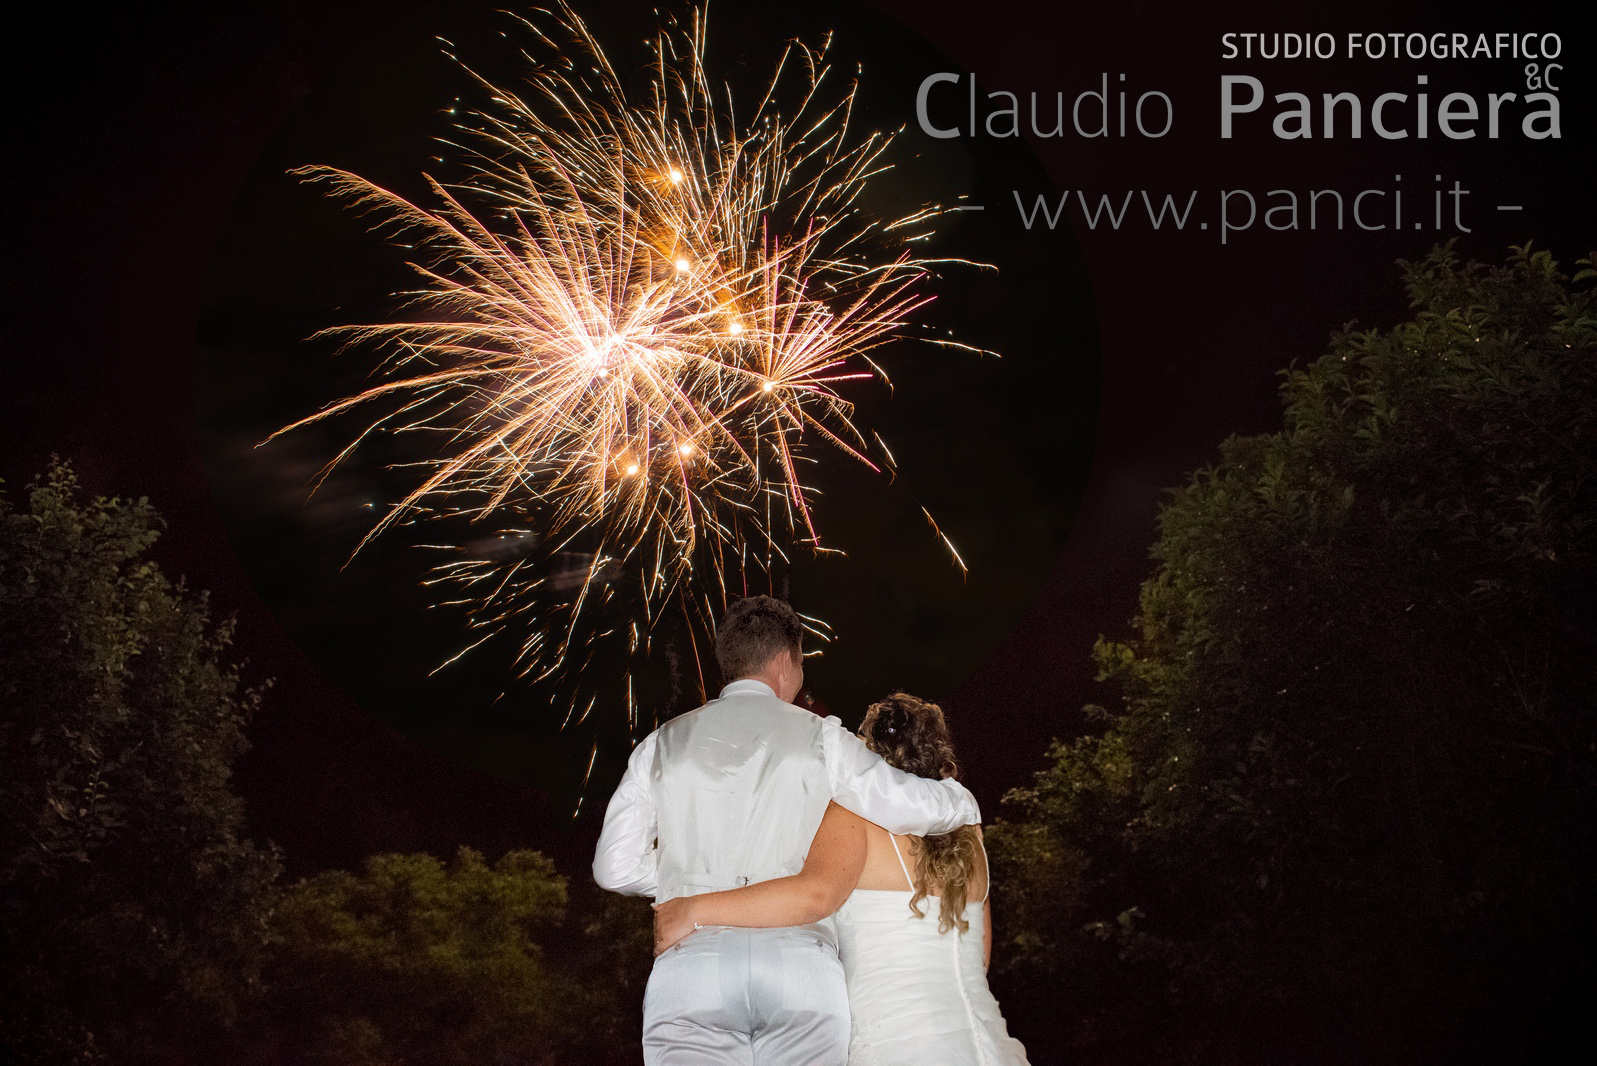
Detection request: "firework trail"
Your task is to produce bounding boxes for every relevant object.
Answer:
[268,2,984,752]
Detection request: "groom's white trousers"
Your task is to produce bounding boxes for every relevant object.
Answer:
[643,925,850,1065]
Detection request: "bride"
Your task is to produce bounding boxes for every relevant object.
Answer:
[653,693,1031,1066]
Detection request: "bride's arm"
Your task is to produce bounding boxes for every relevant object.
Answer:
[975,824,992,970]
[653,802,866,954]
[983,901,992,971]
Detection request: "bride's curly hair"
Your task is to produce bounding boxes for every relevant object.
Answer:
[859,692,981,934]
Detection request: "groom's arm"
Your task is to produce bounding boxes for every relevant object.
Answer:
[819,716,981,835]
[592,732,660,897]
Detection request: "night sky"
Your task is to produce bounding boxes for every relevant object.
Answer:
[3,0,1592,893]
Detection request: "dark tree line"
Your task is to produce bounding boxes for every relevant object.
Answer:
[258,847,650,1065]
[0,463,651,1065]
[988,245,1597,1065]
[0,463,282,1063]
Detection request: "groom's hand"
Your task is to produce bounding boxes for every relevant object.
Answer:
[652,897,699,956]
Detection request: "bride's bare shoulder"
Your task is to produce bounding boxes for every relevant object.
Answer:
[854,822,916,890]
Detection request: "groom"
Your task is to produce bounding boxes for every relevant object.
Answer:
[593,595,981,1065]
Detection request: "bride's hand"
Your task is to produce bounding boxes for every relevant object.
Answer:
[652,896,699,956]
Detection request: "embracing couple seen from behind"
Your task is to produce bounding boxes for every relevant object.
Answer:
[593,595,1030,1065]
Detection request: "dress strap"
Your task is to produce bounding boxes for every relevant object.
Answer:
[978,830,991,904]
[887,833,915,890]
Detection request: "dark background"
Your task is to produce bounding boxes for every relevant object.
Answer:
[2,0,1591,1015]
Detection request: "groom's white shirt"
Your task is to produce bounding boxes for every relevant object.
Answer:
[593,678,981,903]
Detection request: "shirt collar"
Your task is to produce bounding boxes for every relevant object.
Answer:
[719,678,776,700]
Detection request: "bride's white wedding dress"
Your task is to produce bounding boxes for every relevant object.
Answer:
[833,836,1031,1066]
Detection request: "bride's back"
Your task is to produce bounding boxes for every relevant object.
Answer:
[835,824,1024,1065]
[854,822,988,903]
[839,692,1030,1065]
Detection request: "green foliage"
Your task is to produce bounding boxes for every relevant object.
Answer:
[0,461,660,1063]
[265,846,596,1065]
[0,461,282,1064]
[574,885,656,1053]
[990,246,1597,1064]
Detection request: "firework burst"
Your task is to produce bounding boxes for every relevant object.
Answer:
[269,2,984,741]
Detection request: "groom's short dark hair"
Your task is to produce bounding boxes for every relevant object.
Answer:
[715,596,802,681]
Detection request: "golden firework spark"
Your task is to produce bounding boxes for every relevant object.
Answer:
[268,2,985,736]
